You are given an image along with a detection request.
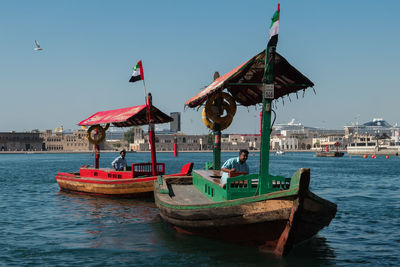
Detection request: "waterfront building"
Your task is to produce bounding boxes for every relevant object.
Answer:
[312,136,345,150]
[346,132,400,155]
[130,132,262,152]
[126,118,355,152]
[271,119,314,150]
[223,134,261,150]
[130,133,213,152]
[270,135,299,150]
[344,118,399,152]
[344,118,398,139]
[0,132,43,151]
[41,129,99,151]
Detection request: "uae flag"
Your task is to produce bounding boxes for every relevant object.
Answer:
[129,60,144,83]
[268,4,280,47]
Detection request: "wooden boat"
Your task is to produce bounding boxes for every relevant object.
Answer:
[316,151,344,157]
[316,143,344,157]
[155,169,336,255]
[56,93,193,197]
[155,6,337,256]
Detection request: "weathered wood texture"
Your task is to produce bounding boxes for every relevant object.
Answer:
[154,168,337,256]
[56,175,155,197]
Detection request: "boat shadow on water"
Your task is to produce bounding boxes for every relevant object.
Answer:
[152,219,336,266]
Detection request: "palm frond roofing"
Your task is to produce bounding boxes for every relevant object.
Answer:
[185,50,314,108]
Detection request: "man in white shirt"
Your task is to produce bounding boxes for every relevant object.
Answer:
[112,150,127,171]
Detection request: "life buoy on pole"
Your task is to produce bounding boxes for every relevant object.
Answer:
[85,123,109,141]
[202,108,214,130]
[87,125,106,145]
[204,92,236,124]
[202,92,236,131]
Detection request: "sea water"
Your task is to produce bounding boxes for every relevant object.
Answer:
[0,152,398,266]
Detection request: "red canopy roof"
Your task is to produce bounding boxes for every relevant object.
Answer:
[185,50,314,108]
[78,105,173,127]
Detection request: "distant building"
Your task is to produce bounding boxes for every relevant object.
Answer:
[130,133,213,152]
[106,130,124,141]
[222,134,261,151]
[273,118,344,137]
[312,136,345,150]
[41,129,101,151]
[170,112,181,133]
[344,118,397,138]
[344,118,400,153]
[0,132,43,151]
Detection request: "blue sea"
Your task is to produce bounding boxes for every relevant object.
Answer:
[0,152,399,266]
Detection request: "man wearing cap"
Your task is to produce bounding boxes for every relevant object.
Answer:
[112,150,127,171]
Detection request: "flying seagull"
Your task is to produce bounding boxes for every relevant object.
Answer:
[34,40,43,51]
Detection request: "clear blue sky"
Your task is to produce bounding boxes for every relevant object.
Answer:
[1,0,399,134]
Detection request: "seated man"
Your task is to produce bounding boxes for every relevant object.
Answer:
[112,149,127,171]
[220,149,249,186]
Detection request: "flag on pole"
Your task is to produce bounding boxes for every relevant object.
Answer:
[268,4,280,47]
[129,60,144,83]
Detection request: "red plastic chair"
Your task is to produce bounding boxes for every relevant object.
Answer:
[169,162,194,176]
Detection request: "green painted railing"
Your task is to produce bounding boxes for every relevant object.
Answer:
[192,172,293,202]
[192,172,227,201]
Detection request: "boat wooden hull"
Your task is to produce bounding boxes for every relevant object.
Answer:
[56,163,194,198]
[56,173,156,198]
[154,169,337,256]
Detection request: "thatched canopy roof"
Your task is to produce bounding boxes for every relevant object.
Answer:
[185,50,314,108]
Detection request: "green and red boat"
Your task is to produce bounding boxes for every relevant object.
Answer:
[154,7,336,256]
[56,93,193,197]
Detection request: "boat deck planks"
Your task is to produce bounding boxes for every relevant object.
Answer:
[165,184,215,205]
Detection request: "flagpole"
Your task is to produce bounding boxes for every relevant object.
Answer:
[142,79,147,103]
[259,3,279,195]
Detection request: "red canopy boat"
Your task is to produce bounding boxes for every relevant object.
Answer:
[56,93,193,197]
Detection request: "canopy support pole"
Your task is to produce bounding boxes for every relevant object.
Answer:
[147,93,158,176]
[259,45,275,195]
[213,124,221,170]
[94,144,100,169]
[174,133,178,157]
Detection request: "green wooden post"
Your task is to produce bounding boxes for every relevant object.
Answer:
[213,123,221,170]
[259,46,276,195]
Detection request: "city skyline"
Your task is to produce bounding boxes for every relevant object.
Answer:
[5,116,399,135]
[1,1,399,134]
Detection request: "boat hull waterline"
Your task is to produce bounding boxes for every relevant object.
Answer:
[56,173,156,197]
[154,169,337,256]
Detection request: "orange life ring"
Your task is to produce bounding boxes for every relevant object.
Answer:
[204,92,236,124]
[202,92,236,131]
[87,125,106,145]
[202,108,214,130]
